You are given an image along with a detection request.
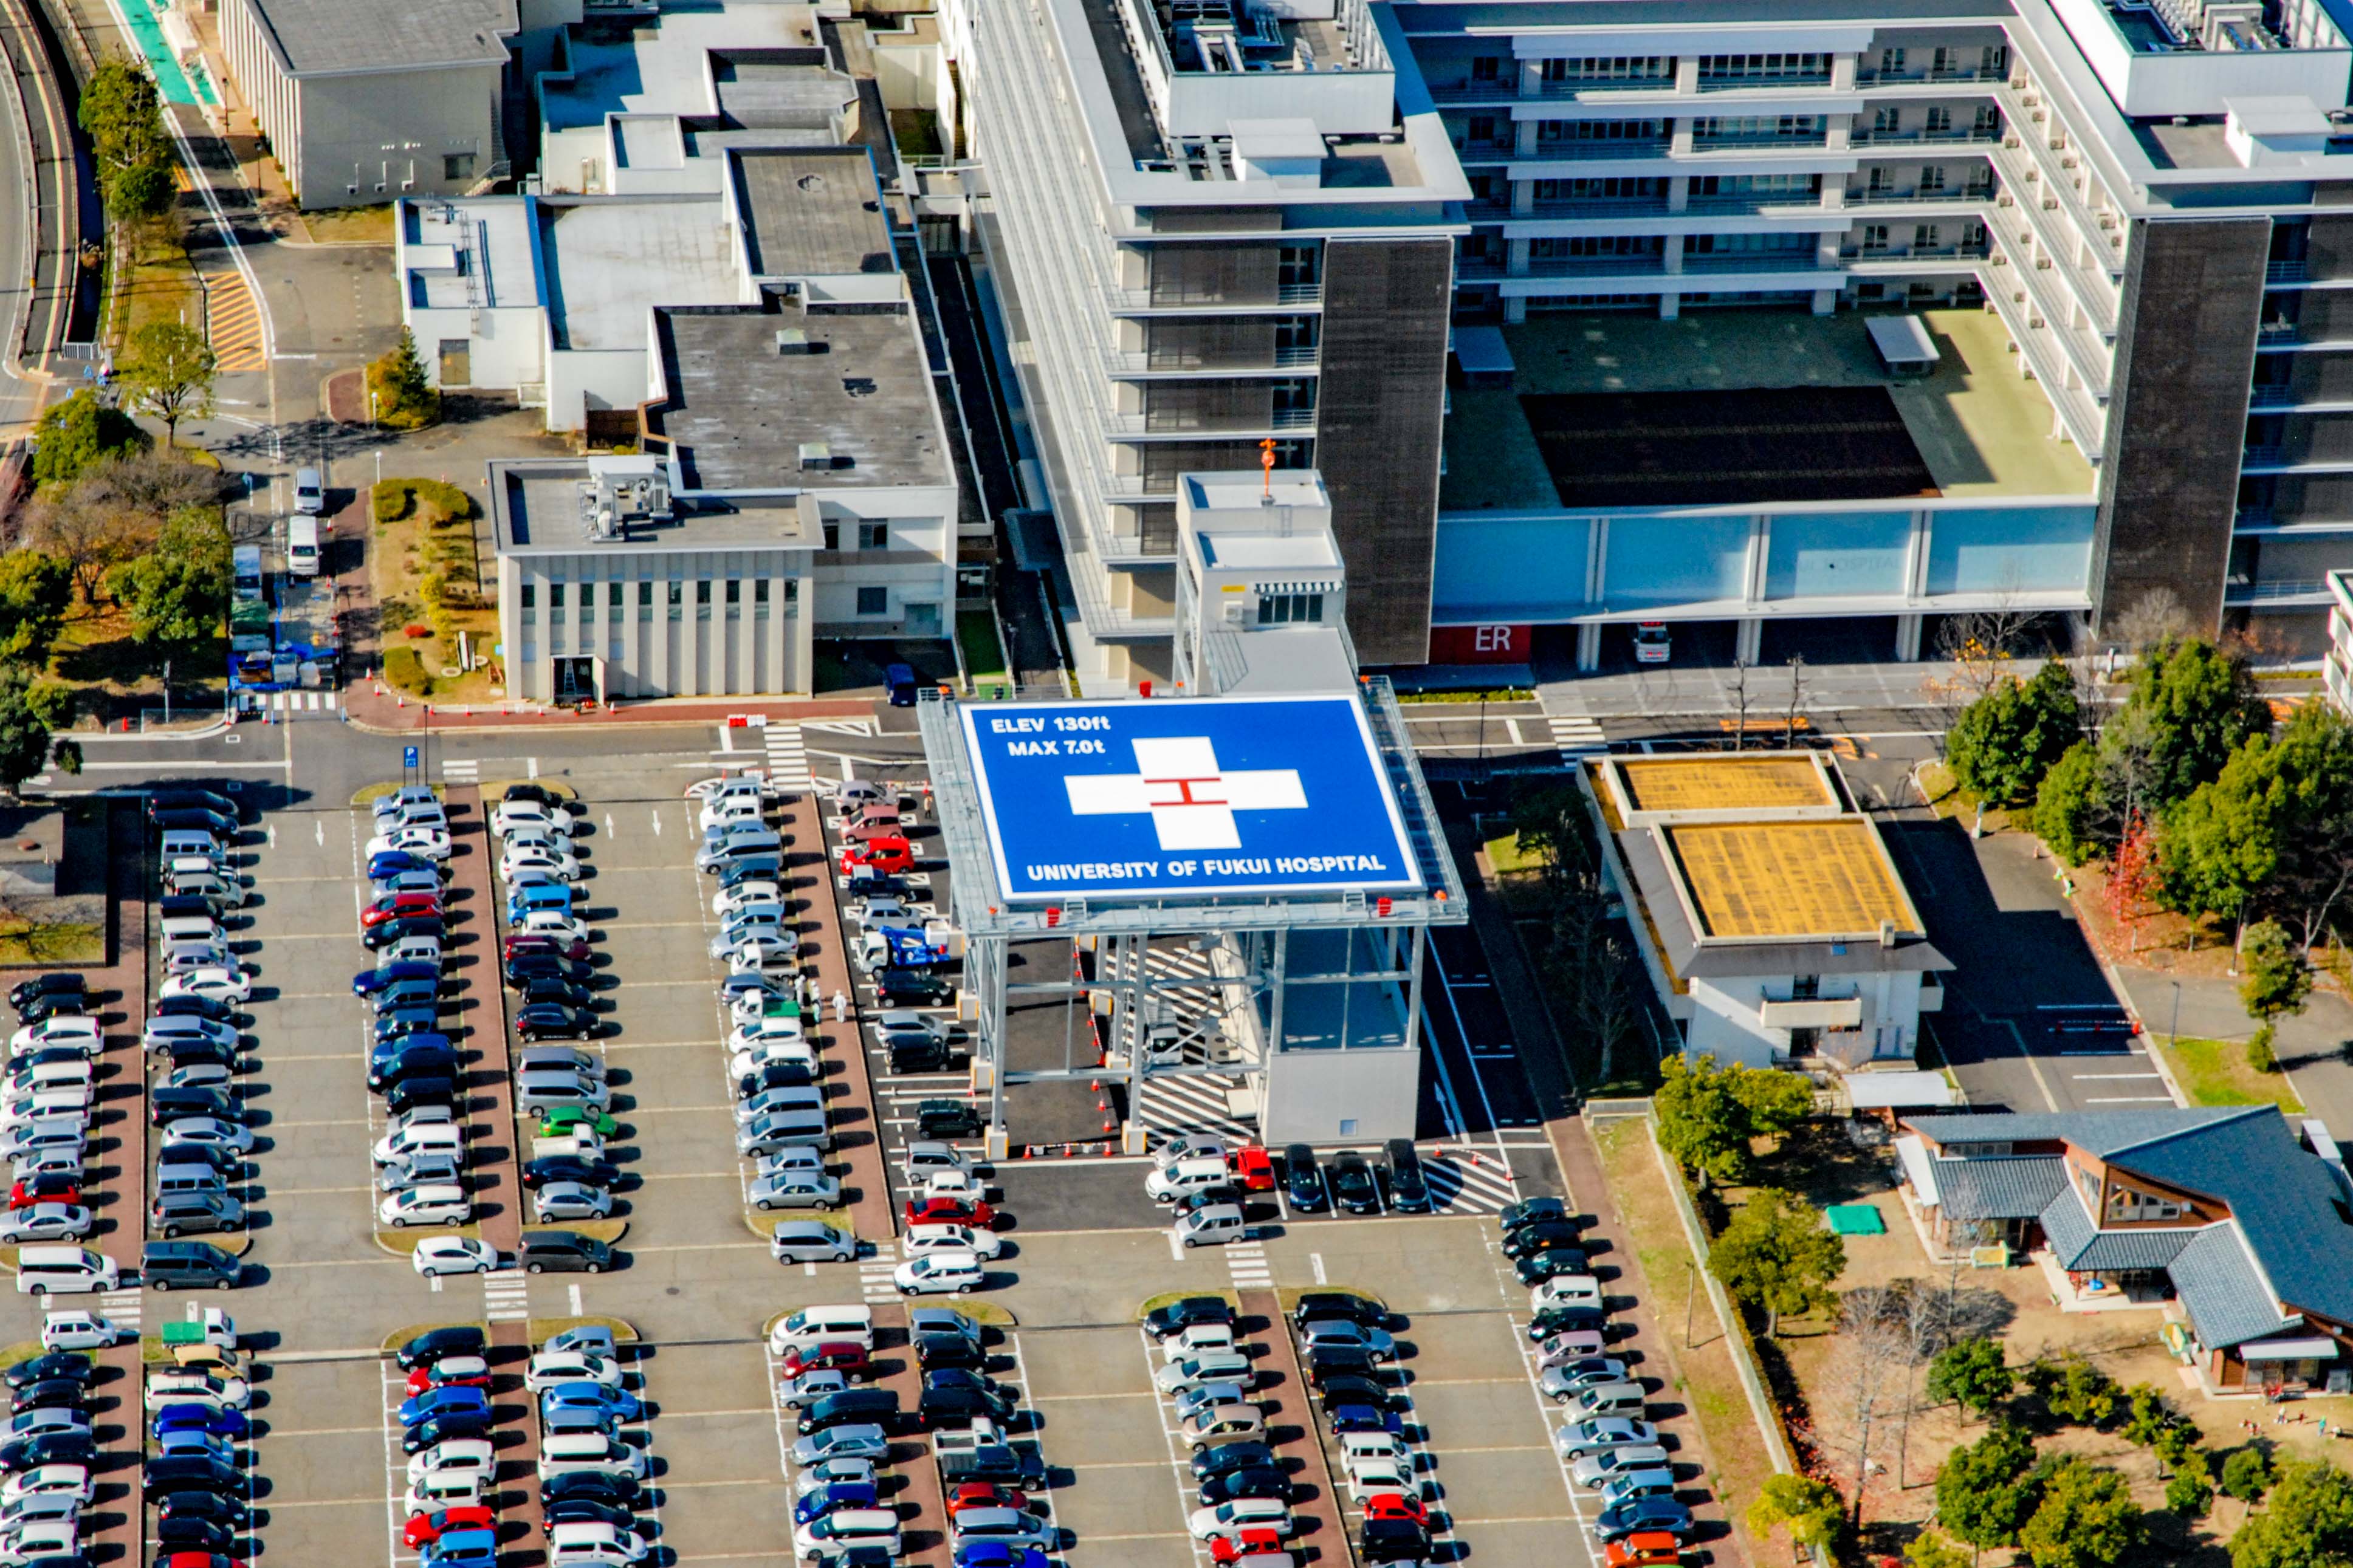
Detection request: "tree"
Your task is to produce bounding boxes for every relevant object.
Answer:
[1947,658,2083,806]
[1709,1186,1845,1336]
[77,60,174,222]
[1906,1532,1974,1568]
[366,326,439,430]
[119,322,216,448]
[27,448,221,606]
[0,552,72,667]
[2118,636,2269,807]
[2018,1458,2141,1568]
[1654,1055,1818,1190]
[104,505,229,648]
[1926,1337,2013,1422]
[1733,1063,1816,1143]
[2166,1451,2214,1519]
[1747,1473,1843,1564]
[0,667,55,795]
[2241,919,2314,1027]
[2108,587,2193,654]
[2027,1351,2117,1426]
[2166,704,2353,951]
[2034,741,2104,866]
[2231,1459,2353,1568]
[1832,1287,1917,1525]
[2161,733,2286,937]
[1936,1420,2039,1563]
[29,390,149,491]
[2223,1446,2275,1504]
[2120,1384,2172,1448]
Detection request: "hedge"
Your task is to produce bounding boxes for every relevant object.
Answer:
[383,646,433,696]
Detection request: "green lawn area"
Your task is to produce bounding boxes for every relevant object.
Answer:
[0,922,102,965]
[958,611,1009,694]
[1483,832,1545,875]
[2159,1035,2304,1113]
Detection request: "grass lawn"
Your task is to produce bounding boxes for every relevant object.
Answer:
[296,204,394,245]
[957,611,1008,694]
[115,221,202,347]
[1914,758,2016,831]
[0,921,101,965]
[2160,1034,2304,1113]
[1482,832,1545,875]
[1398,687,1534,703]
[374,483,501,702]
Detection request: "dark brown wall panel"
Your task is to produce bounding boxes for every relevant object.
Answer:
[1317,236,1452,665]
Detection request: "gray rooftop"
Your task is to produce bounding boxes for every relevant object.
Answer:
[2172,1225,2296,1350]
[2039,1186,2193,1273]
[490,460,823,555]
[646,300,949,493]
[537,197,741,351]
[713,56,857,132]
[242,0,509,74]
[732,149,895,278]
[1927,1155,2065,1222]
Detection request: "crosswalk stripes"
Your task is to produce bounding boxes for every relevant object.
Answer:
[441,759,481,784]
[266,690,338,711]
[1547,713,1606,765]
[1223,1240,1271,1289]
[98,1287,143,1334]
[1136,1070,1257,1149]
[764,722,814,793]
[858,1259,900,1304]
[201,270,266,372]
[483,1272,531,1323]
[1422,1150,1519,1214]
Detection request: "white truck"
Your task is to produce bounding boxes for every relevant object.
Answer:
[287,515,321,578]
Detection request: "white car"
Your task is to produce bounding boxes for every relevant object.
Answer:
[1569,1444,1672,1490]
[1161,1324,1238,1363]
[713,931,795,965]
[143,1016,237,1054]
[412,1236,501,1277]
[514,910,593,944]
[0,1468,88,1508]
[406,1439,496,1488]
[874,1010,949,1046]
[143,1372,249,1411]
[0,1207,92,1245]
[1531,1276,1603,1314]
[501,848,582,883]
[526,1351,623,1392]
[162,941,235,976]
[727,1018,806,1054]
[154,1117,253,1153]
[893,1251,983,1296]
[367,827,452,862]
[727,1038,816,1080]
[4,1021,98,1059]
[699,796,766,834]
[904,1224,1002,1261]
[712,882,785,919]
[1187,1499,1292,1542]
[492,801,579,838]
[36,1313,119,1353]
[904,1142,972,1181]
[1156,1351,1254,1395]
[549,1521,651,1564]
[538,1433,649,1482]
[918,1169,984,1203]
[0,1519,79,1564]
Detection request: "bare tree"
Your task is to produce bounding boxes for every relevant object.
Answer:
[1784,654,1807,749]
[26,450,223,608]
[1830,1287,1915,1527]
[2106,587,2191,656]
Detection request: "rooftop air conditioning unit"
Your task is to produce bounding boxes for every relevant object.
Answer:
[777,329,812,354]
[800,442,834,470]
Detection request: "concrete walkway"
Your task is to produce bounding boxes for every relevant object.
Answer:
[2113,967,2353,1129]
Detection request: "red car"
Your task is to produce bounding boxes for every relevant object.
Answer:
[9,1174,81,1211]
[505,933,591,964]
[904,1194,994,1229]
[841,837,913,877]
[404,1506,495,1549]
[778,1342,870,1381]
[162,1556,248,1568]
[944,1483,1031,1516]
[1228,1146,1274,1192]
[362,892,443,929]
[405,1355,493,1395]
[1361,1494,1427,1525]
[1209,1529,1285,1564]
[1604,1533,1684,1568]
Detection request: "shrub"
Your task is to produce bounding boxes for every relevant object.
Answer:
[382,646,432,696]
[372,479,412,525]
[2221,1446,2273,1503]
[2248,1024,2279,1075]
[2166,1451,2213,1518]
[414,479,473,521]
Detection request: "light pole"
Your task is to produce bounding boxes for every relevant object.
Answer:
[162,658,170,725]
[1685,1259,1697,1349]
[2168,979,2183,1053]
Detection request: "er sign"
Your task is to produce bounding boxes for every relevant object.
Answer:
[959,694,1424,903]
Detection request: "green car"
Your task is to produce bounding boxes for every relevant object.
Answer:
[540,1105,618,1138]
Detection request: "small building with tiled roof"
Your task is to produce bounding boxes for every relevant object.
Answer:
[1898,1107,2353,1395]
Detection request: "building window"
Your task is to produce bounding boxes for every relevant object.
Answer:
[1925,106,1953,135]
[858,522,890,551]
[549,584,565,611]
[1469,55,1500,81]
[637,580,653,620]
[785,580,800,611]
[444,152,475,182]
[607,584,622,622]
[667,580,682,621]
[521,584,536,615]
[1257,592,1322,625]
[857,586,888,616]
[696,579,712,621]
[823,522,840,551]
[754,578,771,618]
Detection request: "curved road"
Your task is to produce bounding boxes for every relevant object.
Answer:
[0,0,75,437]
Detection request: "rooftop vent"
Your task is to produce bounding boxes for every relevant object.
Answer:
[842,377,877,397]
[777,329,828,355]
[800,442,850,471]
[798,174,827,192]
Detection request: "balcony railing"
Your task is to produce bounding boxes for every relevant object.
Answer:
[1522,255,1668,278]
[1849,126,2001,145]
[1696,72,1833,91]
[1429,75,1678,102]
[1839,243,1991,262]
[1685,192,1826,213]
[2270,259,2314,284]
[1527,140,1675,160]
[1108,281,1324,311]
[2228,578,2333,602]
[1455,140,1516,163]
[1520,198,1674,220]
[1853,66,2006,85]
[1690,133,1830,151]
[1681,252,1825,273]
[1759,996,1864,1029]
[1845,185,1993,205]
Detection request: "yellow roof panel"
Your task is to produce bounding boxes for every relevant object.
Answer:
[1617,756,1834,815]
[1666,820,1914,939]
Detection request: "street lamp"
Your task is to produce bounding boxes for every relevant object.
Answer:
[2168,979,2183,1053]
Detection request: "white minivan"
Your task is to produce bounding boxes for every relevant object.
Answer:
[378,1185,469,1228]
[14,1246,119,1296]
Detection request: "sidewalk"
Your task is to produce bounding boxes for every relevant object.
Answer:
[339,677,880,733]
[2112,966,2353,1125]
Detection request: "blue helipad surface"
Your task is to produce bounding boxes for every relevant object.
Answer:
[958,694,1423,903]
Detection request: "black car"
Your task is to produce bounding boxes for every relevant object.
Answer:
[369,1045,459,1093]
[916,1100,982,1140]
[1527,1306,1609,1342]
[0,1433,94,1471]
[542,1498,636,1530]
[1329,1152,1379,1214]
[738,1061,816,1098]
[1144,1296,1234,1340]
[1361,1518,1431,1564]
[402,1412,492,1454]
[396,1326,487,1369]
[153,1515,233,1553]
[1173,1187,1241,1217]
[9,974,84,1015]
[1198,1468,1292,1508]
[8,1380,88,1413]
[917,1385,1012,1430]
[149,790,238,821]
[16,993,88,1025]
[1500,1221,1585,1262]
[4,1356,91,1392]
[1499,1196,1570,1234]
[506,953,594,990]
[156,1142,242,1177]
[1315,1377,1398,1416]
[923,1368,1007,1401]
[875,970,955,1008]
[153,995,238,1025]
[151,1038,239,1074]
[520,977,594,1012]
[373,1007,445,1044]
[149,1087,236,1128]
[156,1490,248,1530]
[142,1455,242,1496]
[1191,1441,1279,1482]
[517,1003,595,1042]
[522,1155,620,1191]
[384,1077,458,1118]
[540,1470,639,1508]
[887,1038,951,1074]
[518,1231,611,1273]
[1513,1248,1592,1287]
[1383,1140,1430,1214]
[914,1333,986,1372]
[141,1242,241,1291]
[1293,1292,1391,1332]
[1281,1145,1325,1211]
[151,808,236,839]
[501,783,569,811]
[1305,1347,1381,1388]
[363,917,445,951]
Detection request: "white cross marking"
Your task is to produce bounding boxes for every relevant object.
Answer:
[1063,737,1307,851]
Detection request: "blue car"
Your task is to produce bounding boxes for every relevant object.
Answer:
[424,1528,500,1568]
[508,883,577,918]
[540,1381,643,1425]
[1328,1403,1402,1436]
[354,960,442,997]
[885,663,918,707]
[954,1544,1048,1568]
[153,1404,249,1439]
[368,851,440,882]
[398,1386,490,1429]
[792,1481,879,1525]
[155,1428,236,1465]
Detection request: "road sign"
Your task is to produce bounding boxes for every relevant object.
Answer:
[958,694,1423,903]
[404,745,419,769]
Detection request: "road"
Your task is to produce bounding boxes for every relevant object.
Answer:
[0,0,77,437]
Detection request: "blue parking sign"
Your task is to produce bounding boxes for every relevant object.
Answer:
[404,745,419,769]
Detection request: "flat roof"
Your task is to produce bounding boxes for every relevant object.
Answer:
[732,149,893,278]
[1441,307,2097,512]
[541,5,822,132]
[646,300,949,491]
[404,199,536,311]
[1198,533,1341,570]
[1664,821,1920,941]
[1617,756,1836,815]
[539,197,740,351]
[243,0,508,74]
[490,459,823,555]
[958,694,1423,903]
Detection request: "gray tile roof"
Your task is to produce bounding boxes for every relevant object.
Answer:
[1931,1156,2066,1221]
[243,0,510,74]
[2172,1225,2296,1349]
[1905,1108,2253,1156]
[2038,1188,2193,1272]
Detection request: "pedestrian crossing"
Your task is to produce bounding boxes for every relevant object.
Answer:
[1547,713,1606,764]
[764,722,813,793]
[1136,1070,1257,1149]
[1423,1149,1520,1214]
[441,758,481,785]
[1223,1239,1271,1289]
[202,270,266,372]
[858,1258,900,1304]
[261,690,338,712]
[99,1287,143,1334]
[483,1270,530,1323]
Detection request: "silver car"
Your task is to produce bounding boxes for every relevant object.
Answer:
[532,1181,613,1222]
[1295,1320,1396,1361]
[749,1171,841,1211]
[1568,1444,1671,1490]
[770,1221,857,1265]
[377,1152,467,1193]
[1553,1417,1661,1461]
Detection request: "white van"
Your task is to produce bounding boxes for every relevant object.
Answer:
[406,1439,495,1489]
[158,831,227,866]
[7,1018,99,1058]
[794,1509,902,1559]
[768,1304,875,1357]
[402,1471,484,1515]
[1173,1205,1249,1249]
[288,514,320,577]
[37,1311,122,1352]
[15,1246,119,1296]
[0,1088,91,1127]
[1146,1156,1234,1204]
[6,1061,91,1097]
[159,911,225,946]
[378,1185,468,1228]
[372,1122,464,1166]
[538,1433,650,1482]
[231,546,263,601]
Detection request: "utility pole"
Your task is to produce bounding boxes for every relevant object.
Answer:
[1685,1259,1697,1348]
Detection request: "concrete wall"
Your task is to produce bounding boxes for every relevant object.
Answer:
[547,347,655,433]
[502,547,813,700]
[1260,1043,1421,1143]
[1686,971,1926,1069]
[408,304,544,392]
[291,62,504,210]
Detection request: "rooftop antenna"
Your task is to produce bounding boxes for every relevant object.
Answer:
[1259,437,1276,502]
